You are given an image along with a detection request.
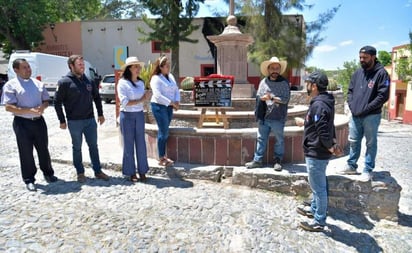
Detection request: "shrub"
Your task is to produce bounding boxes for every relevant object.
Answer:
[140,61,154,90]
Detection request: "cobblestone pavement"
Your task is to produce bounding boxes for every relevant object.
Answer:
[1,103,412,252]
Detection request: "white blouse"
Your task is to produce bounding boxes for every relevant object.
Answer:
[117,78,146,112]
[150,74,180,106]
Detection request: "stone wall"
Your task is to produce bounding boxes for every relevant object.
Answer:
[228,169,400,221]
[138,165,401,222]
[289,90,346,114]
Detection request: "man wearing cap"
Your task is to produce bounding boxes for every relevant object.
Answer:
[337,46,390,182]
[245,56,290,171]
[54,55,110,183]
[295,71,339,232]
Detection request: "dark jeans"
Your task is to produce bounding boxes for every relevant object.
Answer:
[151,102,174,158]
[13,116,54,184]
[67,118,102,174]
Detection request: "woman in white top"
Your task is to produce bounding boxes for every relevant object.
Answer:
[149,55,180,167]
[117,56,152,182]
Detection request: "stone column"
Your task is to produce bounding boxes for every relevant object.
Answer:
[207,16,255,98]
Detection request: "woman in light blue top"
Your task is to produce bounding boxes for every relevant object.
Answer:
[117,56,152,182]
[149,55,180,167]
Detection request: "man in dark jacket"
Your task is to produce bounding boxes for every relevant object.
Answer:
[337,46,390,182]
[54,55,110,183]
[295,71,339,232]
[245,56,290,171]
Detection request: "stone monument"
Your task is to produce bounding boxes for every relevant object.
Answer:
[207,15,255,98]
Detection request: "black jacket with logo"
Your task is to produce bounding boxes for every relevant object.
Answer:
[303,92,336,160]
[54,72,103,123]
[347,61,390,117]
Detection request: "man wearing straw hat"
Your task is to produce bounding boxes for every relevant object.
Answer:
[245,56,290,171]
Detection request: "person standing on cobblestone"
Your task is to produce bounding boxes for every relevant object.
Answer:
[54,55,109,183]
[149,55,180,167]
[295,71,340,232]
[337,46,390,182]
[117,57,152,182]
[245,56,290,171]
[2,58,58,191]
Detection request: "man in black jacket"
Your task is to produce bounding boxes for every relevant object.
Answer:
[295,71,339,232]
[54,55,110,183]
[337,46,390,182]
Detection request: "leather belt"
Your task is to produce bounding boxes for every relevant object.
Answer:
[17,116,42,121]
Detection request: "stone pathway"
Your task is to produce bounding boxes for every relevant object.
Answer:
[0,104,411,252]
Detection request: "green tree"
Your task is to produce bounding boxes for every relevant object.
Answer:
[395,32,412,82]
[0,0,101,56]
[97,0,146,19]
[336,59,359,98]
[378,50,392,66]
[241,0,340,70]
[139,0,205,81]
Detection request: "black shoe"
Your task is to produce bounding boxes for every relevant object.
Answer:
[296,205,314,218]
[302,200,311,207]
[299,221,325,232]
[26,183,37,192]
[44,175,58,183]
[273,157,282,171]
[139,173,147,182]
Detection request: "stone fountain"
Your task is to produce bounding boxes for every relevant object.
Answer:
[206,15,255,98]
[144,16,349,166]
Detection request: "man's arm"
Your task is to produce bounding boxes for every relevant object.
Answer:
[54,81,67,124]
[91,77,105,125]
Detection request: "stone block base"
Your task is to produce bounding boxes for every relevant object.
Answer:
[231,169,401,222]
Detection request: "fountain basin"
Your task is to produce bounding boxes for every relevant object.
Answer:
[145,114,349,166]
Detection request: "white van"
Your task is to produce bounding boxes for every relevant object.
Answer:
[7,51,99,98]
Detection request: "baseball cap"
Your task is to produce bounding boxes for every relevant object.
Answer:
[305,71,329,89]
[359,45,377,56]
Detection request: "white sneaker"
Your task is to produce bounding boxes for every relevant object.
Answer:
[336,164,358,175]
[359,172,372,182]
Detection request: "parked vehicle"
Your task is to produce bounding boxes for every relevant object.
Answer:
[7,51,99,98]
[99,74,116,103]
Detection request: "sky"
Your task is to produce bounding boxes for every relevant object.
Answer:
[196,0,412,70]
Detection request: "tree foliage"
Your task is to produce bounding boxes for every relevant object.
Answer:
[139,0,205,80]
[378,50,392,66]
[395,32,412,82]
[336,59,359,98]
[0,0,101,56]
[240,0,340,70]
[97,0,145,19]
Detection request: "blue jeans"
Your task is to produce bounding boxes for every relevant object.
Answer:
[253,119,285,162]
[347,114,381,173]
[305,157,329,226]
[67,118,102,174]
[151,102,174,158]
[119,111,149,176]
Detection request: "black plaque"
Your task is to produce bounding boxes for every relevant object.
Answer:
[194,78,232,107]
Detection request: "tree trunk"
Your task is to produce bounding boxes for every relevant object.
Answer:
[171,48,180,88]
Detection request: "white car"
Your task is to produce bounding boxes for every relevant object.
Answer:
[99,74,116,103]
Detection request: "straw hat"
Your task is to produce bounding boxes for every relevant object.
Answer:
[121,56,144,71]
[260,56,287,76]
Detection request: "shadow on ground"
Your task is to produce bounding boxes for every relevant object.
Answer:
[37,175,194,195]
[324,224,383,253]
